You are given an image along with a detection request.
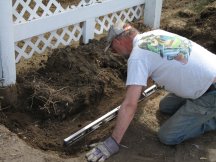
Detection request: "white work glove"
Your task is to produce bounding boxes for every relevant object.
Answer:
[85,136,119,162]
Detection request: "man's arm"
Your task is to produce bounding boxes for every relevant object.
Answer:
[85,85,143,162]
[112,85,143,143]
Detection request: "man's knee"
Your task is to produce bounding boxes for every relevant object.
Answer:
[159,95,176,114]
[159,93,186,114]
[159,97,169,113]
[158,127,183,145]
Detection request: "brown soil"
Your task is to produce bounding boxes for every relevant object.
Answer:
[1,38,128,157]
[1,0,216,162]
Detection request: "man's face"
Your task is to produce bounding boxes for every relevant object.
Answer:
[110,36,132,57]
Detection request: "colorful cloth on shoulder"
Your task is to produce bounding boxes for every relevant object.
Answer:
[138,34,192,64]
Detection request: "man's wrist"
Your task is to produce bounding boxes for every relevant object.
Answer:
[104,136,120,155]
[110,136,119,145]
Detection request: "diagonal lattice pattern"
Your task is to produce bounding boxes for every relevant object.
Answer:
[13,0,143,63]
[15,23,82,63]
[12,0,104,23]
[95,5,144,34]
[13,0,65,24]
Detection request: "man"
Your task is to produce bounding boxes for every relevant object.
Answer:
[85,22,216,162]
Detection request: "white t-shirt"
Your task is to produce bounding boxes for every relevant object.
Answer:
[126,30,216,99]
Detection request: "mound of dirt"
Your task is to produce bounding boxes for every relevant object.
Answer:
[16,38,127,119]
[0,38,129,156]
[0,20,152,157]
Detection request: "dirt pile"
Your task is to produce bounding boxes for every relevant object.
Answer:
[0,21,152,157]
[16,38,127,119]
[0,38,128,156]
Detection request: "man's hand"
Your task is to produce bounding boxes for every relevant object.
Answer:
[85,137,119,162]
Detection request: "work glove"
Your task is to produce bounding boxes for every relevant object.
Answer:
[85,136,119,162]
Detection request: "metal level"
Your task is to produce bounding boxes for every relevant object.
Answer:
[63,84,158,146]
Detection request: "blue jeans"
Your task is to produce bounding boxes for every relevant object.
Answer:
[158,91,216,145]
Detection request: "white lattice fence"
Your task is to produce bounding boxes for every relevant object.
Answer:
[13,0,105,23]
[0,0,163,86]
[95,6,143,35]
[14,0,144,63]
[15,23,83,62]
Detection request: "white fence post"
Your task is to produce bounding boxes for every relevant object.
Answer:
[0,0,16,86]
[83,18,96,44]
[144,0,163,29]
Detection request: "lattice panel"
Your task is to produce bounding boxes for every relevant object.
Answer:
[12,0,104,23]
[13,0,144,63]
[15,23,82,63]
[95,5,144,35]
[13,0,65,23]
